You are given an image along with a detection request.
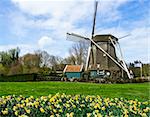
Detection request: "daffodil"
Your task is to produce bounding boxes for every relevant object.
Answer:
[50,115,54,117]
[95,110,99,113]
[2,110,8,115]
[124,113,129,117]
[59,109,63,113]
[13,106,17,111]
[143,107,149,113]
[141,113,148,117]
[70,112,74,117]
[73,104,76,108]
[94,104,98,109]
[25,98,29,103]
[97,113,102,117]
[25,109,30,114]
[19,114,29,117]
[66,113,70,117]
[40,107,45,113]
[87,113,91,117]
[15,111,18,116]
[53,109,57,113]
[101,106,105,111]
[49,97,55,102]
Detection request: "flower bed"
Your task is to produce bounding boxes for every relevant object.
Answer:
[0,94,149,117]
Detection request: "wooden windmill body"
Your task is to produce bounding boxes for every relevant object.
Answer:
[89,35,119,70]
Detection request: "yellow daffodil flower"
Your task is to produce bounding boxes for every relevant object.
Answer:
[40,107,45,113]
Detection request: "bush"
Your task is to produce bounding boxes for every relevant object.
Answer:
[81,71,90,81]
[130,77,148,83]
[36,75,61,81]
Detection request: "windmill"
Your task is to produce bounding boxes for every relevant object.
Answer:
[67,1,131,79]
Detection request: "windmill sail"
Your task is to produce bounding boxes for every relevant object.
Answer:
[85,1,98,70]
[91,1,98,39]
[66,33,89,42]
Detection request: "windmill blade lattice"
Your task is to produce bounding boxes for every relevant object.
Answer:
[66,33,90,42]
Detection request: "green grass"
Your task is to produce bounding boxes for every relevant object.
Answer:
[0,82,149,101]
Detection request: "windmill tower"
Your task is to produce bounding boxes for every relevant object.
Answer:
[67,1,131,79]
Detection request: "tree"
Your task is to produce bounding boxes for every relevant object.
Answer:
[0,51,12,67]
[8,64,23,75]
[0,47,20,67]
[35,50,64,72]
[0,63,9,75]
[66,41,89,65]
[22,53,41,73]
[35,50,51,67]
[9,47,20,62]
[63,55,76,65]
[142,64,150,76]
[49,55,63,71]
[0,47,21,75]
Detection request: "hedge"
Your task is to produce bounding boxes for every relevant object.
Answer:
[0,74,62,82]
[0,74,37,82]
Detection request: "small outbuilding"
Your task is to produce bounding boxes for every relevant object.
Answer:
[63,65,83,79]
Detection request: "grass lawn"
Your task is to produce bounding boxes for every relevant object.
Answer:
[0,82,149,101]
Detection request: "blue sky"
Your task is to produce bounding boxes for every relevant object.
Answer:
[0,0,149,63]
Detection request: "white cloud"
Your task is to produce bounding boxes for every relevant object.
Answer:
[10,0,95,41]
[10,0,127,25]
[11,0,89,18]
[9,0,132,41]
[38,36,54,48]
[12,0,53,16]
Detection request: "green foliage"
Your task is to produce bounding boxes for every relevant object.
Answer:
[142,64,150,76]
[0,51,12,67]
[0,48,22,75]
[39,67,52,75]
[23,53,41,68]
[0,47,20,67]
[0,82,149,101]
[0,64,9,75]
[8,63,23,75]
[0,52,42,75]
[8,47,20,61]
[132,67,141,77]
[81,71,90,81]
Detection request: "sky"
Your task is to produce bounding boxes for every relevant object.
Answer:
[0,0,149,63]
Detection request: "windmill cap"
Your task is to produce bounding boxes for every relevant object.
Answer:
[93,34,118,42]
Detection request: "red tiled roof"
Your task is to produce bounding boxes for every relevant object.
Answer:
[63,65,83,72]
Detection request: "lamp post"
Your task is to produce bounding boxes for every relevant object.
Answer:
[140,61,142,78]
